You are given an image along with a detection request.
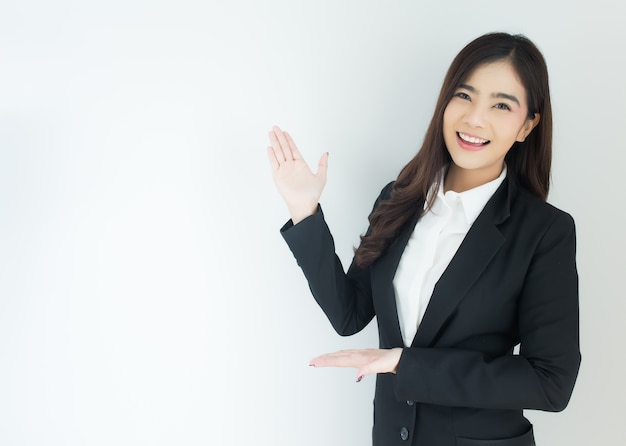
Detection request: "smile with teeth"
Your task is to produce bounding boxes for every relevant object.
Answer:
[458,132,490,145]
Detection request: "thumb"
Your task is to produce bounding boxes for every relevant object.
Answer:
[355,365,370,383]
[316,152,329,179]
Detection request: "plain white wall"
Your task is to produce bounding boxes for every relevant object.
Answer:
[1,1,624,445]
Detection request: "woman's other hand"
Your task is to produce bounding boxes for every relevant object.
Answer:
[267,125,329,224]
[309,348,403,383]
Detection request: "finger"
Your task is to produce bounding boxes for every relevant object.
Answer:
[268,130,286,163]
[309,350,364,368]
[273,126,293,160]
[309,352,341,368]
[284,132,303,160]
[356,364,372,382]
[316,152,329,179]
[266,146,279,172]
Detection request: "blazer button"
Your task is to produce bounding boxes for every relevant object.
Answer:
[406,400,414,406]
[400,427,409,441]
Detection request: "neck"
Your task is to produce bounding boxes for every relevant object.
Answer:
[444,163,504,193]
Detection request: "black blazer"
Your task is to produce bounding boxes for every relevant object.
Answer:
[281,175,580,446]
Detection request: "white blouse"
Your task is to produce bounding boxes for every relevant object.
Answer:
[393,166,507,347]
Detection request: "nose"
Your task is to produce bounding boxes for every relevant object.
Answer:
[463,104,486,128]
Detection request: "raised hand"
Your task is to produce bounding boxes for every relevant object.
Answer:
[267,126,329,224]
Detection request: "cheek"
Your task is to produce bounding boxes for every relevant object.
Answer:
[501,109,528,129]
[443,99,467,127]
[486,112,517,135]
[442,108,457,149]
[442,104,455,131]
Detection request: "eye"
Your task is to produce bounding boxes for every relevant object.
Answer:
[494,103,511,111]
[454,91,471,101]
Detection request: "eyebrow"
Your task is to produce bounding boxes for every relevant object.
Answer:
[459,83,521,106]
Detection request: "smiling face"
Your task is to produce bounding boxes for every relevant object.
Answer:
[442,60,540,191]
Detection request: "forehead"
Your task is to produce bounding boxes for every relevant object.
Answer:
[462,61,527,102]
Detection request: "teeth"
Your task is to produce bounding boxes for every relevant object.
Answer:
[459,132,489,144]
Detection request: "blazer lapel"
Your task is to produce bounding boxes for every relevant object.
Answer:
[411,177,515,348]
[371,208,422,347]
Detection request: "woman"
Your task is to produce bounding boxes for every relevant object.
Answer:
[266,32,580,446]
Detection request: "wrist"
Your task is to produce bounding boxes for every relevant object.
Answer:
[390,348,403,374]
[289,203,319,224]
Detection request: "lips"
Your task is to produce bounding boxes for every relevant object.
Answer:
[456,132,490,151]
[458,132,490,145]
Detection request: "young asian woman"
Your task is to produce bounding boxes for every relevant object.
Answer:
[266,32,580,446]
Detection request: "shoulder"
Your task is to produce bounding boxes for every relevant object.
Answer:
[510,185,576,240]
[517,186,574,222]
[370,181,395,210]
[377,181,395,199]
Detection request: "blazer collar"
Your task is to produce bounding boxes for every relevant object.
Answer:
[371,176,517,348]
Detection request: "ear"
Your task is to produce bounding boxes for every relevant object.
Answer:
[516,113,541,142]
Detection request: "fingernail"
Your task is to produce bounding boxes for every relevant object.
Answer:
[356,375,363,383]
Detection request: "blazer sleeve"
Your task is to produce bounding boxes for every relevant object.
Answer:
[394,211,581,412]
[280,182,394,336]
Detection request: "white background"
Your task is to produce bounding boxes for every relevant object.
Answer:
[1,1,624,445]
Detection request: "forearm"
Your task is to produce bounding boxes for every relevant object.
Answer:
[394,345,580,411]
[281,208,375,335]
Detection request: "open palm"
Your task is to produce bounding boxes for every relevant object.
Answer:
[266,126,329,224]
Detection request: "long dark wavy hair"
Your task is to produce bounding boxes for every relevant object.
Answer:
[354,32,553,268]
